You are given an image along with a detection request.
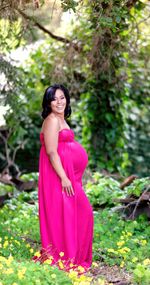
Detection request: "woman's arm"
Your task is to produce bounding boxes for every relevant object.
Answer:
[43,116,74,196]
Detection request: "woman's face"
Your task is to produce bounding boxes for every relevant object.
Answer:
[50,89,67,115]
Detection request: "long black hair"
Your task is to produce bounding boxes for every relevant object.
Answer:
[41,84,71,119]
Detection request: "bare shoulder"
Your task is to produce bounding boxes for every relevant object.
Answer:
[42,114,60,133]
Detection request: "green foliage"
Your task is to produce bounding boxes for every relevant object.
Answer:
[61,0,78,12]
[0,19,24,53]
[85,172,125,207]
[133,262,150,285]
[85,172,150,208]
[0,257,71,285]
[0,183,14,196]
[93,209,150,272]
[20,172,39,182]
[126,177,150,197]
[0,174,150,284]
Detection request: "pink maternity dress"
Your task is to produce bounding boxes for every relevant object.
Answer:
[34,128,94,272]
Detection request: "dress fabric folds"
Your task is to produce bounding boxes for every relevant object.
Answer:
[37,128,94,271]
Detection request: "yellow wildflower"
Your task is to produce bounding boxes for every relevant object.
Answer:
[26,243,30,248]
[92,261,98,267]
[30,248,34,253]
[127,232,132,237]
[118,247,130,254]
[5,268,14,274]
[77,265,85,273]
[34,251,41,257]
[58,260,64,269]
[18,271,24,280]
[141,240,147,245]
[43,259,53,265]
[117,241,125,247]
[59,251,64,257]
[120,261,125,268]
[68,270,78,278]
[15,240,20,245]
[107,248,115,253]
[3,240,9,248]
[143,259,150,266]
[5,255,14,266]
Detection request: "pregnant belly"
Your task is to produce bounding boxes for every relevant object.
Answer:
[70,141,88,176]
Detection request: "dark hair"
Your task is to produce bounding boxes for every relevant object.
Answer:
[41,84,72,119]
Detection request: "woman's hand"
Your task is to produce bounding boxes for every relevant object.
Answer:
[61,176,75,196]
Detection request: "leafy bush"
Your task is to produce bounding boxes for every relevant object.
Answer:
[125,177,150,197]
[85,172,150,208]
[85,172,125,207]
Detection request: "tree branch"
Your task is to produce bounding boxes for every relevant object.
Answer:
[15,7,82,52]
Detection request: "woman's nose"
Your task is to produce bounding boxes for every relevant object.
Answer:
[57,98,61,104]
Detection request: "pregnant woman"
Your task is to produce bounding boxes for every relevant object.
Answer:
[34,84,94,273]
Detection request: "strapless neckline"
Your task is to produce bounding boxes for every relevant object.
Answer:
[40,128,73,135]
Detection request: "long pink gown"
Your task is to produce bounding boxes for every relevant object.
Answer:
[37,128,94,271]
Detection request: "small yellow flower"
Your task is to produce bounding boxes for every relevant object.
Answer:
[141,240,147,245]
[34,251,41,257]
[3,240,9,248]
[59,251,64,257]
[30,248,34,253]
[26,243,30,248]
[5,255,14,266]
[118,247,130,254]
[107,248,115,253]
[18,271,24,280]
[117,241,125,247]
[120,261,125,268]
[77,265,85,273]
[58,260,64,269]
[15,240,20,245]
[92,261,98,267]
[127,232,132,237]
[69,262,74,268]
[68,271,78,278]
[5,268,14,274]
[43,259,53,265]
[143,259,150,266]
